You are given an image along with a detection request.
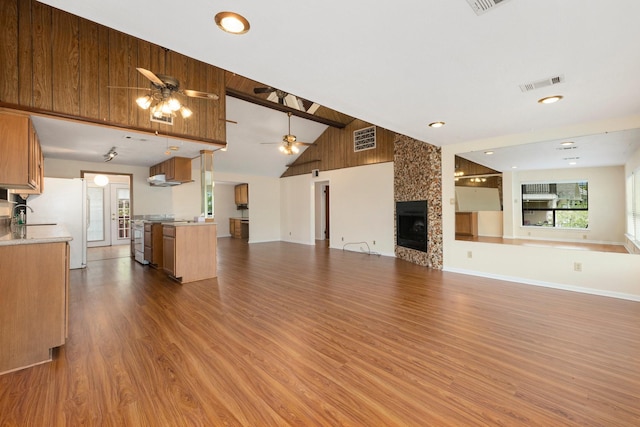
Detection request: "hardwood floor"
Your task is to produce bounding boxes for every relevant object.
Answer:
[1,238,639,426]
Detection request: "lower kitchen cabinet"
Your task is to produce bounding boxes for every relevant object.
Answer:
[144,222,163,268]
[229,218,249,239]
[162,223,217,283]
[0,241,69,374]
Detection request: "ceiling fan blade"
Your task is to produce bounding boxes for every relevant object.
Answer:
[108,86,150,91]
[294,142,314,146]
[260,142,281,145]
[136,67,166,87]
[254,87,275,94]
[183,89,219,100]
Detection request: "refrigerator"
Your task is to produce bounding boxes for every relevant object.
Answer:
[27,177,88,269]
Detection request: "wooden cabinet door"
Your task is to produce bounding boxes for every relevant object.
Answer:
[163,236,175,275]
[234,184,248,205]
[0,112,30,189]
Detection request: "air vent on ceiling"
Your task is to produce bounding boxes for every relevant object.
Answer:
[466,0,512,16]
[519,75,565,93]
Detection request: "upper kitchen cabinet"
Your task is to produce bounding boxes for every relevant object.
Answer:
[235,184,249,207]
[0,110,44,192]
[149,157,192,183]
[0,0,226,148]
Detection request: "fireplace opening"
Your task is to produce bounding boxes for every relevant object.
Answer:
[396,200,428,253]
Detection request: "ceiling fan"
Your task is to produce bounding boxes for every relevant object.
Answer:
[262,112,314,155]
[110,68,219,119]
[253,86,317,112]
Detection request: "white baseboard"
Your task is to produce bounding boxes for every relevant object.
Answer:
[443,267,640,302]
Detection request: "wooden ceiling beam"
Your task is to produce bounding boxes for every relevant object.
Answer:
[226,88,346,129]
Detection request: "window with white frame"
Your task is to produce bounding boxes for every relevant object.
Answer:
[521,181,589,228]
[628,169,640,244]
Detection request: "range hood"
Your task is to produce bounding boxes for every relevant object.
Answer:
[147,174,181,187]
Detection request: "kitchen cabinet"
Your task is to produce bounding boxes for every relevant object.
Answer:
[229,218,249,239]
[0,239,69,374]
[149,157,192,182]
[163,223,217,283]
[0,110,44,192]
[455,212,478,237]
[144,222,164,268]
[234,183,248,206]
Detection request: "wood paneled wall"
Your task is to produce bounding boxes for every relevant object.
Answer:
[0,0,225,145]
[281,119,395,177]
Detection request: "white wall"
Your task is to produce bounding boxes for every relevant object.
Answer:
[443,114,640,301]
[280,162,395,256]
[45,158,200,218]
[213,183,237,237]
[505,166,625,244]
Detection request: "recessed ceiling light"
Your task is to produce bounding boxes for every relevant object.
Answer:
[428,121,445,128]
[569,161,577,165]
[511,166,518,169]
[560,141,574,146]
[214,12,250,34]
[538,95,563,104]
[484,151,494,155]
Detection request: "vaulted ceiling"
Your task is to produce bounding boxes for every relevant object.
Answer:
[32,0,640,176]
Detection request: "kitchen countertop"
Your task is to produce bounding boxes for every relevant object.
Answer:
[230,217,250,222]
[0,224,72,246]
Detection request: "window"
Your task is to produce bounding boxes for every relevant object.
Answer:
[627,169,640,245]
[521,181,588,229]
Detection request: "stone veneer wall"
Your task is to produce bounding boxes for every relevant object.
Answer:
[394,134,443,269]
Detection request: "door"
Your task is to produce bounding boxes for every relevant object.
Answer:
[324,185,330,240]
[87,180,130,247]
[110,184,130,245]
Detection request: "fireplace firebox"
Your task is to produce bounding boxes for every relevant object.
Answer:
[396,200,428,253]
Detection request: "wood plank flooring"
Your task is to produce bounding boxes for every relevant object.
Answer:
[1,238,639,426]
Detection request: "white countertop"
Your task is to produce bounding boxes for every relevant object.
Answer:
[0,224,73,246]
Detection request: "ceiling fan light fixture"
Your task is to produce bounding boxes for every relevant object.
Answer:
[136,95,152,109]
[291,145,300,154]
[279,145,286,153]
[167,97,181,111]
[179,106,193,118]
[215,12,250,34]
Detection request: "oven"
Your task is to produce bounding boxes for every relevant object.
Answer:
[132,220,149,265]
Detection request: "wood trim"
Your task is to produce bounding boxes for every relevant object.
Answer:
[0,103,226,148]
[226,88,347,129]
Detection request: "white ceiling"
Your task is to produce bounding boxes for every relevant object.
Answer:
[33,97,328,177]
[34,0,640,174]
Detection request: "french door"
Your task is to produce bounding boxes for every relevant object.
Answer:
[87,182,130,247]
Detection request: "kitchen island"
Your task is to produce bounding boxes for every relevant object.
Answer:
[162,222,217,283]
[0,223,71,374]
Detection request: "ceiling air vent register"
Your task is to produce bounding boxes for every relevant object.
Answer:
[354,126,376,152]
[466,0,512,15]
[519,75,566,93]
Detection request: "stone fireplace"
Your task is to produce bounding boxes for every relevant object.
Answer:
[394,134,442,269]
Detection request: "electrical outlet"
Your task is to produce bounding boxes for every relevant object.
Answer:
[583,235,587,240]
[289,232,291,236]
[341,237,344,241]
[373,240,376,245]
[574,262,582,272]
[467,251,473,259]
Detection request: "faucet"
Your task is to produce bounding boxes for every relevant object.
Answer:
[12,204,34,225]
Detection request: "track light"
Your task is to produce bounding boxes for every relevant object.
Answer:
[104,147,118,162]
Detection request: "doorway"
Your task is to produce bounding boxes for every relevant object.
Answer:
[314,181,330,242]
[83,172,132,247]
